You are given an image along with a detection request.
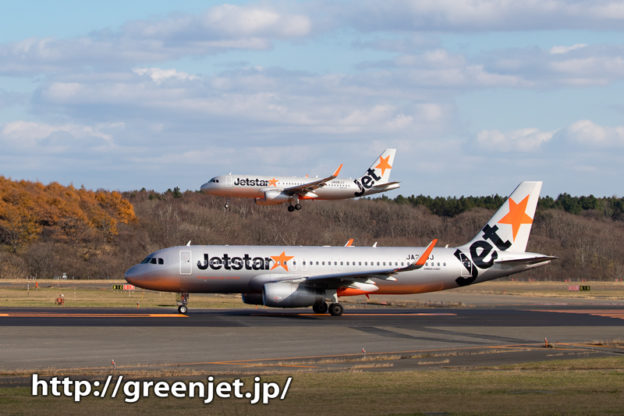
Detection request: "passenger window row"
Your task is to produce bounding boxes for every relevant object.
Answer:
[291,260,447,268]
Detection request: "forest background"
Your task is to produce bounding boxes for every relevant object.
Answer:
[1,176,623,281]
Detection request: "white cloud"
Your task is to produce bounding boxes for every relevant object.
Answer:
[32,67,456,140]
[201,4,311,37]
[386,49,529,88]
[482,44,624,87]
[476,120,624,153]
[550,43,587,55]
[547,54,624,85]
[1,121,119,151]
[133,67,199,84]
[561,120,624,146]
[477,128,555,152]
[0,5,311,75]
[345,1,624,31]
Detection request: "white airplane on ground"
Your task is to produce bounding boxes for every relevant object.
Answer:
[200,148,399,211]
[125,181,554,316]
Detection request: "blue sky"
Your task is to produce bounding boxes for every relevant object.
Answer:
[1,1,624,197]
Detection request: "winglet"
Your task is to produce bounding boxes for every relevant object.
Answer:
[415,239,438,267]
[392,239,438,273]
[332,163,343,178]
[344,238,354,247]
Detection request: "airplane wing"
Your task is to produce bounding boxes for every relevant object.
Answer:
[281,164,343,196]
[302,239,438,290]
[255,239,438,291]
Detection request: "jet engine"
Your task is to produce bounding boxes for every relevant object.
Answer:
[241,293,264,305]
[262,282,324,307]
[255,190,291,206]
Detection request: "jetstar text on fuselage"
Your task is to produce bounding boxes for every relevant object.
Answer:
[197,253,272,271]
[233,178,270,187]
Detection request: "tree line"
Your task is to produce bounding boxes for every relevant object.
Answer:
[391,193,624,220]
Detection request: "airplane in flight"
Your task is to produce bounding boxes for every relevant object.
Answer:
[200,148,399,211]
[125,181,554,316]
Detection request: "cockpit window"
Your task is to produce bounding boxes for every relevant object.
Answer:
[141,256,164,265]
[209,178,220,183]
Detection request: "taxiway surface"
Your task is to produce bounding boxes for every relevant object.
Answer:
[1,305,623,373]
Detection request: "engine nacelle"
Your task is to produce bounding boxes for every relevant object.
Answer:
[241,293,264,305]
[255,190,291,206]
[262,282,324,308]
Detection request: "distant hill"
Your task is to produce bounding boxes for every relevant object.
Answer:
[1,180,623,281]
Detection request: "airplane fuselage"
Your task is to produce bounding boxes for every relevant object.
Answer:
[125,244,545,296]
[202,174,397,200]
[200,148,399,212]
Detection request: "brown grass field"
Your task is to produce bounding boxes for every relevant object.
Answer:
[1,357,623,415]
[0,279,623,309]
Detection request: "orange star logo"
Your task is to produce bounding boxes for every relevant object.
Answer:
[498,195,533,241]
[270,251,294,271]
[268,178,278,187]
[375,155,392,176]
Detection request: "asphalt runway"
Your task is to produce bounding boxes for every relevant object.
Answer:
[1,305,623,375]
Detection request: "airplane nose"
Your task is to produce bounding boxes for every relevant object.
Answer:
[200,181,212,191]
[124,265,143,285]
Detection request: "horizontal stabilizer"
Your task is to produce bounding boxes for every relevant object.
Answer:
[495,255,557,266]
[371,181,400,192]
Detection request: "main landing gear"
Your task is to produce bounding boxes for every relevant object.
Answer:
[287,203,302,212]
[177,292,189,314]
[312,301,344,316]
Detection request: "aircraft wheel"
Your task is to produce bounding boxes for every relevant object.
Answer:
[328,303,343,316]
[294,204,302,210]
[287,205,295,212]
[312,301,328,314]
[178,305,188,314]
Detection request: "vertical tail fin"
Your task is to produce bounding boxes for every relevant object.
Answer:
[464,181,542,253]
[366,148,396,184]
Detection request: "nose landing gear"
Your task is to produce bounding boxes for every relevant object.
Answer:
[177,292,189,314]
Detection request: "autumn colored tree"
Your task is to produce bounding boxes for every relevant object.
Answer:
[0,176,136,251]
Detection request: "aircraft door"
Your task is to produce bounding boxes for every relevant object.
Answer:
[180,250,192,275]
